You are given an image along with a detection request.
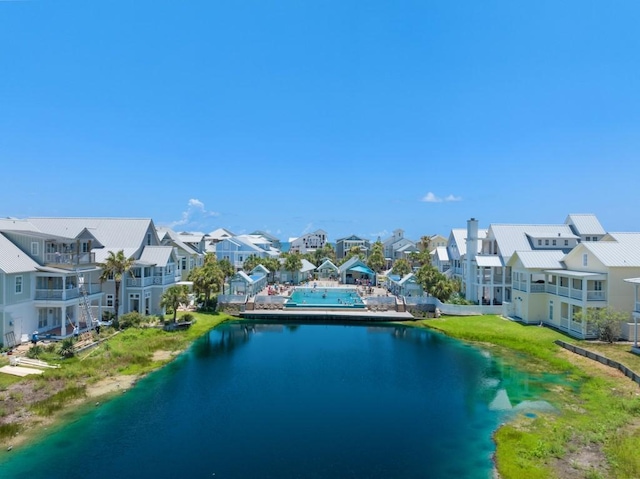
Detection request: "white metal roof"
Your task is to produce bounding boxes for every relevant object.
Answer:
[544,269,607,279]
[624,278,640,284]
[449,228,487,257]
[27,217,156,250]
[489,224,576,260]
[577,233,640,267]
[300,259,317,272]
[0,233,40,273]
[509,250,565,269]
[565,214,606,236]
[475,255,504,267]
[138,246,175,267]
[434,246,449,262]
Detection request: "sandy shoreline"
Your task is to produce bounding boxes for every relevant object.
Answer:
[0,349,178,455]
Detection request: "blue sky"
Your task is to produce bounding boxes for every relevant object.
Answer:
[2,1,639,242]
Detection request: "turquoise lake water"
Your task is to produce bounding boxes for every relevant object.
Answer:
[0,322,564,478]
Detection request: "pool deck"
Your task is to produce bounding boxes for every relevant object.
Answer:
[241,281,414,322]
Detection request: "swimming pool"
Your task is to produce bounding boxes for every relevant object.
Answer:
[285,287,365,308]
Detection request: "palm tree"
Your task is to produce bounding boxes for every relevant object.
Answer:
[392,258,412,277]
[261,257,281,283]
[283,253,302,284]
[242,254,262,272]
[98,250,135,322]
[160,284,190,322]
[218,258,235,294]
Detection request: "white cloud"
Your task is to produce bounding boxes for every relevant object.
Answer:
[422,192,442,203]
[421,192,462,203]
[370,229,389,239]
[169,198,219,229]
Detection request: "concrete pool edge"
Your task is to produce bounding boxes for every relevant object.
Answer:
[240,308,414,322]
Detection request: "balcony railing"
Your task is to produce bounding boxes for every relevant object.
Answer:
[127,277,154,287]
[35,283,102,300]
[570,290,583,300]
[530,283,546,293]
[45,252,95,265]
[558,286,569,297]
[587,291,606,301]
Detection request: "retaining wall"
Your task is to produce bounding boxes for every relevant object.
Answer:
[555,340,640,386]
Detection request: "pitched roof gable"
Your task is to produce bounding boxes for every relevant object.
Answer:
[0,233,40,273]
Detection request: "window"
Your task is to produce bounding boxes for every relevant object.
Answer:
[537,239,542,246]
[15,276,23,294]
[147,233,152,245]
[38,309,48,328]
[31,242,39,256]
[181,258,187,270]
[545,239,549,246]
[552,239,557,246]
[593,281,603,291]
[583,254,588,267]
[585,237,591,242]
[564,240,569,246]
[106,294,114,307]
[549,301,554,321]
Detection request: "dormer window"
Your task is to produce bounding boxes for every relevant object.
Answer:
[545,239,549,246]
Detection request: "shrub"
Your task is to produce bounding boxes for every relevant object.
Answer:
[119,311,145,330]
[180,313,195,323]
[58,338,75,358]
[26,345,43,359]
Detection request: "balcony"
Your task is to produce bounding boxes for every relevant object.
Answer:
[530,283,545,293]
[35,283,101,301]
[570,290,583,300]
[127,277,155,287]
[45,252,95,266]
[558,286,569,297]
[587,291,606,301]
[512,280,526,292]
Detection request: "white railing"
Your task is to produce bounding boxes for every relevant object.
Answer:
[127,277,154,287]
[558,286,569,297]
[530,283,545,293]
[35,284,101,300]
[570,290,583,300]
[587,291,606,301]
[546,284,557,293]
[45,252,95,265]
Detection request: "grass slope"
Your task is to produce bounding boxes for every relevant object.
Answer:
[411,315,640,479]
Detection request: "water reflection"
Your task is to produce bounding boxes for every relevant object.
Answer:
[1,322,570,479]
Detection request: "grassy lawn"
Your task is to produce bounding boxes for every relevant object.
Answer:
[410,315,640,479]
